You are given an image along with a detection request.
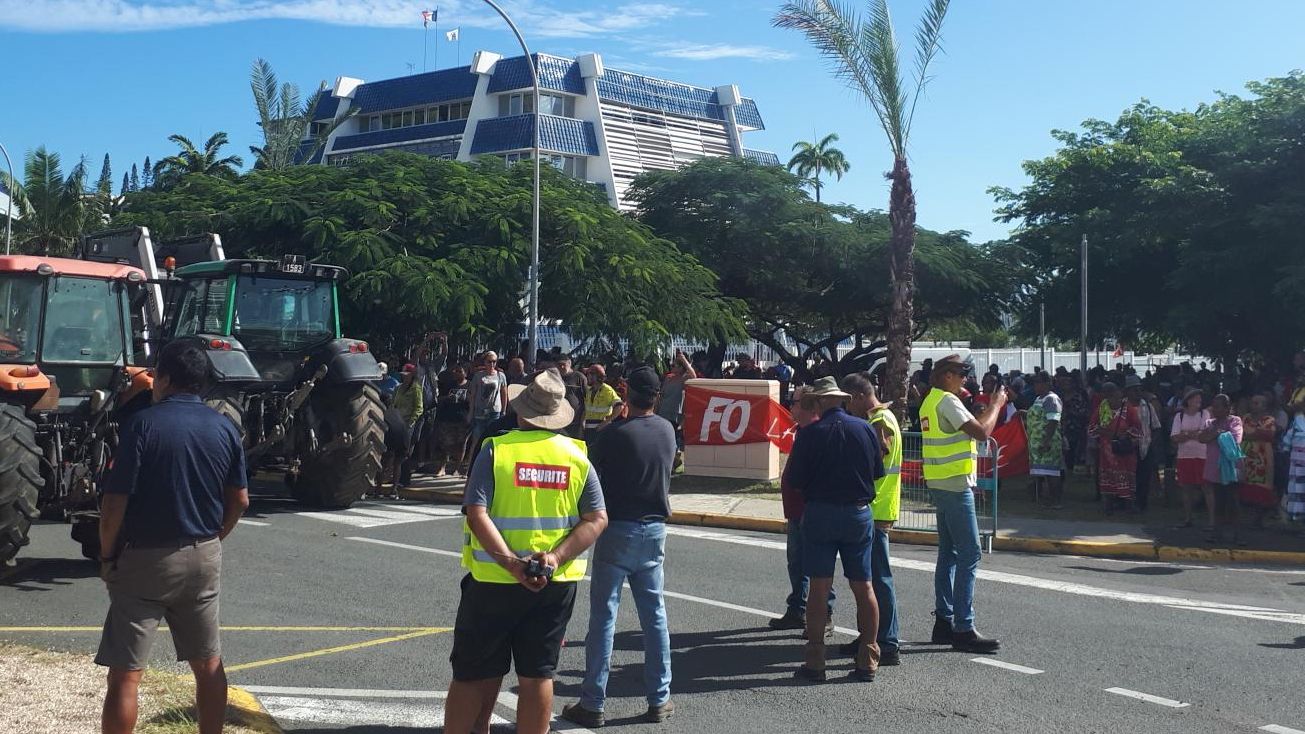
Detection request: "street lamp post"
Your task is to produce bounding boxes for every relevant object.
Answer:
[0,141,13,255]
[480,0,542,367]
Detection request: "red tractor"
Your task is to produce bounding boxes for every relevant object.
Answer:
[0,255,153,563]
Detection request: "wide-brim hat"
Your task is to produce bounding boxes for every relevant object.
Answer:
[508,368,574,430]
[1124,374,1143,388]
[806,375,850,398]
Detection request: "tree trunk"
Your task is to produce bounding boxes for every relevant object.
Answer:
[882,156,916,422]
[814,161,822,203]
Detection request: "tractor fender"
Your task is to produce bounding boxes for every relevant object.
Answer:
[315,339,382,385]
[175,335,262,384]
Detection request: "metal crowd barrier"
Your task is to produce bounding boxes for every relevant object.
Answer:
[895,432,1000,553]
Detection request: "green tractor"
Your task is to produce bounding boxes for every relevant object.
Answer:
[84,228,386,508]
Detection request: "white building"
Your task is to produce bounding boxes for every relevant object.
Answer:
[298,51,777,209]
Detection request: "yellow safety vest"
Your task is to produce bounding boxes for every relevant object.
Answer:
[868,407,902,522]
[919,387,976,483]
[462,430,590,583]
[584,383,621,425]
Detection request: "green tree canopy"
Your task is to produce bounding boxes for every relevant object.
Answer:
[991,72,1305,364]
[628,157,1007,378]
[113,152,744,356]
[153,132,243,187]
[7,146,96,256]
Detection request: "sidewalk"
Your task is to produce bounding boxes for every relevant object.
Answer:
[398,474,1305,566]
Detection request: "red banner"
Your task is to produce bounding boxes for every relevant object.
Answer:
[683,385,797,453]
[985,418,1029,478]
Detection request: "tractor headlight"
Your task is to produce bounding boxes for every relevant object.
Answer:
[90,389,112,415]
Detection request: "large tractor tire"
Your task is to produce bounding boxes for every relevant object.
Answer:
[294,384,385,509]
[0,404,42,565]
[205,397,246,437]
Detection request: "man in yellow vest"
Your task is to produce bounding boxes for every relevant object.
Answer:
[445,369,609,734]
[919,354,1007,654]
[840,372,902,666]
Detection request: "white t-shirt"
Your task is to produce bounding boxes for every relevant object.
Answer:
[931,392,978,491]
[1171,409,1210,461]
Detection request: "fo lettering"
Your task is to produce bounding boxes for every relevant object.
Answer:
[700,396,751,443]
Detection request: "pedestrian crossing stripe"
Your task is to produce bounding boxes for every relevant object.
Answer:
[295,502,462,528]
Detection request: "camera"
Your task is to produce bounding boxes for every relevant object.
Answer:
[524,557,555,579]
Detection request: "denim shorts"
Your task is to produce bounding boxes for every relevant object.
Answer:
[801,501,874,581]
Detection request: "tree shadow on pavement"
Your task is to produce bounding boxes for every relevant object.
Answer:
[1063,564,1184,576]
[1258,635,1305,650]
[0,557,97,592]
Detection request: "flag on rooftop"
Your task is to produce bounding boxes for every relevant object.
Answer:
[421,9,436,28]
[445,28,460,42]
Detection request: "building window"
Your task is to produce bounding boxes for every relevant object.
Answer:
[310,122,329,137]
[499,93,574,118]
[510,152,587,179]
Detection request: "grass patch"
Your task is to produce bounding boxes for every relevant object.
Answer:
[0,643,264,734]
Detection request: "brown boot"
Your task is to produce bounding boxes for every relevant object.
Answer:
[795,641,827,682]
[852,638,880,681]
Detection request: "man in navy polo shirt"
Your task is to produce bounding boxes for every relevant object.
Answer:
[96,340,249,734]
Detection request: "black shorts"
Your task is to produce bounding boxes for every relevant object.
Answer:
[449,574,578,681]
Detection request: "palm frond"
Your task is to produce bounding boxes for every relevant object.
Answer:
[204,131,231,155]
[864,0,907,157]
[906,0,950,142]
[250,58,278,125]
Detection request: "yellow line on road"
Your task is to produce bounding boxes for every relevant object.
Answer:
[225,627,451,673]
[0,626,444,633]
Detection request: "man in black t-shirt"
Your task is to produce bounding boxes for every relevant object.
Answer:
[561,366,677,727]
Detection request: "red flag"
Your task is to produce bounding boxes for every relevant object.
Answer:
[421,9,434,27]
[683,386,797,453]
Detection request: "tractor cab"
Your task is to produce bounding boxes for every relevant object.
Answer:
[0,256,144,411]
[167,256,354,387]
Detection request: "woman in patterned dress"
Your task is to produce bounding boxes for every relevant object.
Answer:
[1088,383,1142,512]
[1237,393,1278,525]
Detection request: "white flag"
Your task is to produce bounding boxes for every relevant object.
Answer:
[445,27,460,41]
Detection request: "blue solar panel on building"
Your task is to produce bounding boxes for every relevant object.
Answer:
[311,90,341,121]
[332,119,468,152]
[351,66,478,114]
[487,54,585,94]
[734,99,765,129]
[470,115,598,156]
[742,148,781,166]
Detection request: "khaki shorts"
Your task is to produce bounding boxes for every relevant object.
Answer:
[95,538,222,670]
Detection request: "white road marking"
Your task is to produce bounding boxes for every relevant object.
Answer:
[1261,725,1305,734]
[667,526,1305,626]
[1069,554,1305,576]
[243,686,444,699]
[1103,687,1190,708]
[295,502,460,529]
[258,695,478,726]
[969,658,1043,675]
[347,536,464,559]
[237,519,269,527]
[498,690,596,734]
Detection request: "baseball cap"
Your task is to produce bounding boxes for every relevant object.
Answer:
[627,366,661,397]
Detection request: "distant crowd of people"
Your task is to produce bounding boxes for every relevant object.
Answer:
[901,355,1305,543]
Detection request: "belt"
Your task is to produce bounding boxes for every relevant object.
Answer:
[128,535,219,550]
[807,500,871,510]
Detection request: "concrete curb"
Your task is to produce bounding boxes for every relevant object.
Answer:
[395,487,1305,567]
[228,685,283,734]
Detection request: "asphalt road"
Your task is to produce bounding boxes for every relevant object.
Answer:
[3,486,1305,734]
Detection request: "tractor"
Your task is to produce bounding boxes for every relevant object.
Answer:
[0,254,153,564]
[82,227,386,509]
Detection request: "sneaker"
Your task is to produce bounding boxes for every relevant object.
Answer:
[644,700,675,723]
[793,666,827,683]
[951,629,1000,654]
[768,611,805,630]
[560,703,605,728]
[931,614,954,645]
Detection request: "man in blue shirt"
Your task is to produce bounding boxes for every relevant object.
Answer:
[785,376,885,684]
[96,340,248,734]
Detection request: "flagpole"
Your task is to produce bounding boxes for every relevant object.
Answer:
[434,14,440,70]
[422,23,428,72]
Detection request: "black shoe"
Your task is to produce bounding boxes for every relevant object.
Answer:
[560,703,605,728]
[644,700,675,723]
[768,611,805,630]
[838,636,861,656]
[951,629,1001,654]
[849,667,875,682]
[793,665,827,683]
[880,647,901,666]
[931,614,954,645]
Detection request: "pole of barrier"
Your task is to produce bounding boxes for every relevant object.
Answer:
[989,436,1000,554]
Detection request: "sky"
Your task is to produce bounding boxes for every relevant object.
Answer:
[1,0,1302,242]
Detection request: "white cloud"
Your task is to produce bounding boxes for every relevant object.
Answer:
[654,43,794,62]
[0,0,685,38]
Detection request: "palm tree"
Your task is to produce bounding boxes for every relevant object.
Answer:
[775,0,950,414]
[153,132,244,187]
[787,133,850,203]
[249,58,354,170]
[9,147,94,256]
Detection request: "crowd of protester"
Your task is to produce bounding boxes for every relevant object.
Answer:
[899,355,1305,542]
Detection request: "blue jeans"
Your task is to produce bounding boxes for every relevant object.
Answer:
[933,488,982,633]
[580,521,671,711]
[785,519,834,616]
[470,411,501,448]
[871,525,898,651]
[801,502,874,581]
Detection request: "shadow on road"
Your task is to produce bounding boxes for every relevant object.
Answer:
[1258,635,1305,650]
[1063,564,1184,576]
[0,557,96,592]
